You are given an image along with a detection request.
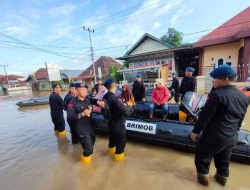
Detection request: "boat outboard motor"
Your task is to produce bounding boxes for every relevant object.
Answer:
[180,92,207,122]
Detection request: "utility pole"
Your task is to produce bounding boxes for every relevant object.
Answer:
[83,26,96,84]
[0,65,9,85]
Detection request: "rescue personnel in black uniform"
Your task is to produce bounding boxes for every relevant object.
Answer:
[64,83,78,144]
[103,78,133,161]
[132,73,146,102]
[49,84,66,137]
[67,83,104,164]
[169,71,180,103]
[179,67,196,100]
[191,64,249,186]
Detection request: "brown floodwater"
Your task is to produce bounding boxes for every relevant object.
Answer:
[0,90,249,190]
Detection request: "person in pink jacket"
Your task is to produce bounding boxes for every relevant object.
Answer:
[149,79,169,119]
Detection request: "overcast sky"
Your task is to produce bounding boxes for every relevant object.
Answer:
[0,0,249,76]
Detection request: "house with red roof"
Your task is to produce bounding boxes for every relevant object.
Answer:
[194,6,250,92]
[0,74,26,86]
[79,56,122,88]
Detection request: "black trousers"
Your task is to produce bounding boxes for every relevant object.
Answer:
[52,117,65,132]
[67,118,78,143]
[174,90,179,103]
[108,121,126,154]
[77,125,96,157]
[195,140,234,177]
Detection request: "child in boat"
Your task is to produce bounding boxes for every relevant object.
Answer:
[149,79,169,120]
[120,84,136,107]
[89,88,97,98]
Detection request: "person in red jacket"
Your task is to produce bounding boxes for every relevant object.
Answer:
[149,79,169,119]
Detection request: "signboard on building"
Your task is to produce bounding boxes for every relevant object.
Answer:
[129,59,173,69]
[46,64,61,81]
[98,67,102,78]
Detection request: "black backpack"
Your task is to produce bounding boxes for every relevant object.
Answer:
[102,98,112,120]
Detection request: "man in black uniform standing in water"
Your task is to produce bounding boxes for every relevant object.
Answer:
[103,78,132,161]
[49,84,66,137]
[169,71,180,103]
[179,67,196,100]
[67,83,104,164]
[64,83,78,144]
[132,73,146,102]
[191,64,249,186]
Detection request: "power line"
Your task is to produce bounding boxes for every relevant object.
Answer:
[83,26,97,83]
[0,32,84,59]
[50,29,82,44]
[50,0,168,45]
[2,18,250,64]
[0,39,133,52]
[91,0,169,29]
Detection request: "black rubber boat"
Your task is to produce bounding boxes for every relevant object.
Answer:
[92,92,250,164]
[16,96,49,107]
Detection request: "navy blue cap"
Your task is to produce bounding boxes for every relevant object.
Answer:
[210,64,236,79]
[171,70,177,75]
[96,77,102,81]
[136,73,142,78]
[52,84,61,89]
[104,78,115,89]
[186,67,195,73]
[69,83,75,88]
[75,83,88,89]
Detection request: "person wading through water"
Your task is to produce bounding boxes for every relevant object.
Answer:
[191,64,249,186]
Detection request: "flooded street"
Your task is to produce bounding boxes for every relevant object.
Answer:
[0,90,249,190]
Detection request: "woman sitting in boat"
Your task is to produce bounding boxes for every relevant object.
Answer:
[95,84,107,100]
[91,85,107,113]
[120,84,136,107]
[149,79,169,120]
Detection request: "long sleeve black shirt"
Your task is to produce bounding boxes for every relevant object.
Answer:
[49,92,65,119]
[193,85,249,145]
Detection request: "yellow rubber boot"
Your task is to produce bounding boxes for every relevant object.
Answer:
[114,152,125,161]
[108,147,116,155]
[179,111,187,122]
[54,130,59,136]
[81,155,92,164]
[58,130,66,137]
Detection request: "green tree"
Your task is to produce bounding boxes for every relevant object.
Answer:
[123,60,129,68]
[109,65,123,82]
[160,28,183,48]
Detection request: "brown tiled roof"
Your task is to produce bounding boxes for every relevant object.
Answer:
[0,74,23,80]
[194,6,250,47]
[34,68,48,80]
[0,74,25,84]
[79,56,122,79]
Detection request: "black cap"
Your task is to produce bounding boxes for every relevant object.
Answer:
[75,83,88,89]
[104,78,115,89]
[52,84,61,89]
[136,73,142,78]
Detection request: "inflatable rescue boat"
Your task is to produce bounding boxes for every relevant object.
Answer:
[92,92,250,164]
[16,96,49,107]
